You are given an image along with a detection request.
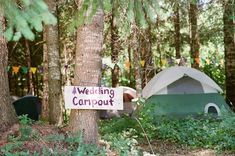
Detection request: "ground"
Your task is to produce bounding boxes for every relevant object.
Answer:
[0,122,234,156]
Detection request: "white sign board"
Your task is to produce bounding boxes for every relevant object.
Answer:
[64,86,123,110]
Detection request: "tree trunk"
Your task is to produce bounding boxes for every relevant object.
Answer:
[69,7,104,144]
[141,26,153,88]
[45,0,63,125]
[189,1,200,69]
[0,12,18,130]
[41,30,49,121]
[132,25,142,98]
[111,0,120,87]
[25,40,34,94]
[156,17,162,68]
[128,43,135,88]
[223,0,235,108]
[174,1,181,59]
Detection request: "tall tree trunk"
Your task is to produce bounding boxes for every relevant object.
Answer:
[41,30,49,121]
[156,17,162,68]
[111,0,120,87]
[174,1,181,59]
[132,25,142,98]
[69,7,104,144]
[0,12,18,129]
[45,0,63,125]
[25,40,34,94]
[189,1,200,69]
[128,43,135,88]
[141,26,153,88]
[223,0,235,108]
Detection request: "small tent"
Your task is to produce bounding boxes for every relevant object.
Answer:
[142,66,232,117]
[100,86,136,119]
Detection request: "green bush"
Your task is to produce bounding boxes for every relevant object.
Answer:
[202,63,225,91]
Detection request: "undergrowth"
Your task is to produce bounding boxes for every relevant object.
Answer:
[1,115,107,156]
[100,104,235,153]
[2,106,235,155]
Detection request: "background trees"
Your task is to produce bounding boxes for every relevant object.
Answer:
[0,0,57,128]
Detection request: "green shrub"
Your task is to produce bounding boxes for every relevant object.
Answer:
[102,130,140,156]
[202,63,225,91]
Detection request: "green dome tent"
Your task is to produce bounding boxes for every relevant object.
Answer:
[142,66,232,117]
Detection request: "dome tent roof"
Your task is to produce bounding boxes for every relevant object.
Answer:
[142,66,223,99]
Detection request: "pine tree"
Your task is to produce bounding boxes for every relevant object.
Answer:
[0,0,57,41]
[68,1,104,144]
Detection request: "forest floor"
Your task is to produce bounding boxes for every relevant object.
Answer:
[0,122,234,156]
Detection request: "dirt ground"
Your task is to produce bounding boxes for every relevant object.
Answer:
[0,123,235,156]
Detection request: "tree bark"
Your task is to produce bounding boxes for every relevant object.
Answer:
[141,26,153,88]
[128,43,135,88]
[69,7,104,144]
[111,0,120,87]
[189,1,200,69]
[223,0,235,108]
[0,12,18,130]
[25,40,34,94]
[132,25,142,98]
[174,1,181,59]
[41,30,49,121]
[45,0,63,125]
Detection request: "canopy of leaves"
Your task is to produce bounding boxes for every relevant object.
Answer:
[0,0,57,41]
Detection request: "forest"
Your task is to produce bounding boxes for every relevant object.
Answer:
[0,0,235,155]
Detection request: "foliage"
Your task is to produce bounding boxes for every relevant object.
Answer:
[0,0,57,41]
[18,114,33,125]
[43,133,106,156]
[68,0,159,31]
[1,123,106,155]
[17,115,35,141]
[100,103,235,152]
[102,130,140,156]
[100,116,137,134]
[202,63,225,91]
[67,0,101,32]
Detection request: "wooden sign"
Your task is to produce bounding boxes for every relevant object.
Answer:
[64,86,123,110]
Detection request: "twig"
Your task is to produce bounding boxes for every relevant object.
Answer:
[134,117,155,155]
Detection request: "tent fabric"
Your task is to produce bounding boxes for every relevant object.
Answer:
[12,95,41,121]
[167,76,204,94]
[146,93,232,117]
[100,86,136,119]
[119,86,136,99]
[142,66,223,99]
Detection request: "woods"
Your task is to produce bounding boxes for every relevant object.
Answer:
[1,0,235,155]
